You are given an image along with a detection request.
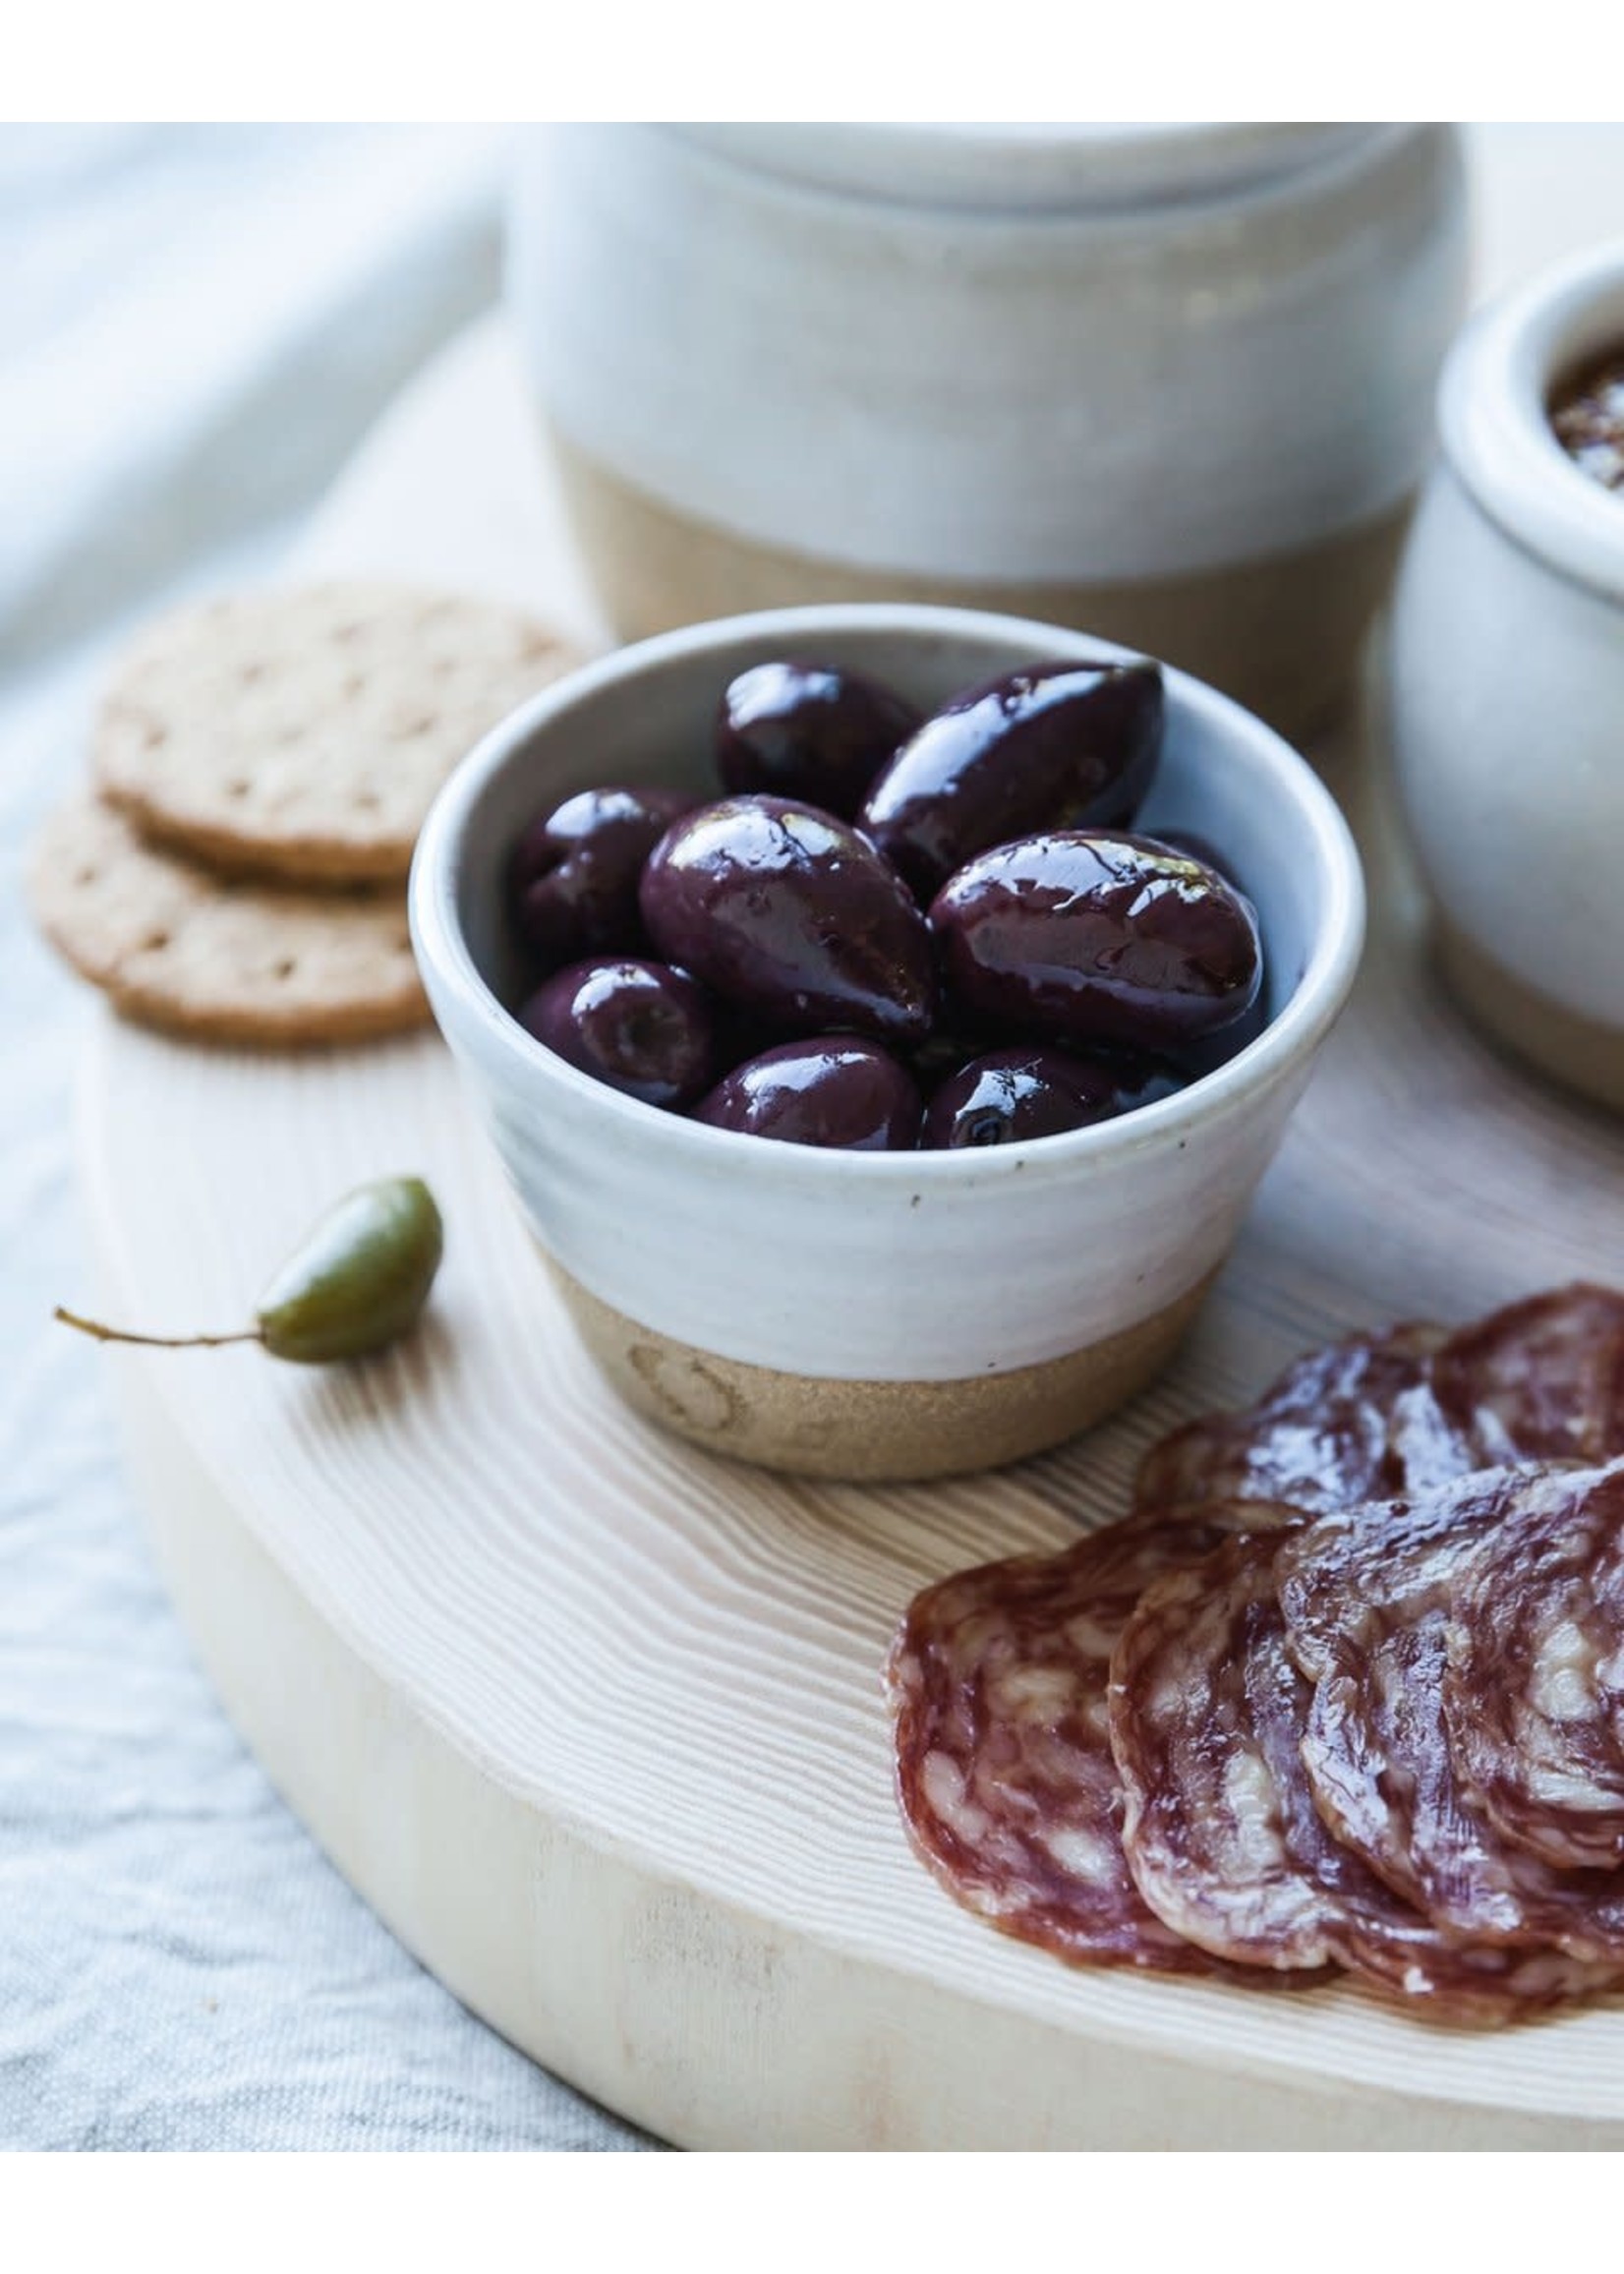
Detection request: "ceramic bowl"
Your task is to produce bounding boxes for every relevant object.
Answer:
[411,604,1363,1481]
[1391,237,1624,1112]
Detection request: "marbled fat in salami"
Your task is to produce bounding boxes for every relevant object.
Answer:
[1109,1530,1611,2018]
[1135,1286,1624,1518]
[1444,1460,1624,1873]
[886,1502,1299,1974]
[1133,1323,1462,1515]
[888,1286,1624,2022]
[1430,1287,1624,1469]
[1278,1469,1624,1962]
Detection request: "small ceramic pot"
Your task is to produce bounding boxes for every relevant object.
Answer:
[412,604,1363,1483]
[509,125,1468,740]
[1391,238,1624,1113]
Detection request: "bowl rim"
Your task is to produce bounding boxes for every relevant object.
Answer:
[410,602,1365,1190]
[1439,235,1624,608]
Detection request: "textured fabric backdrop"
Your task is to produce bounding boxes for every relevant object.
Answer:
[0,125,648,2150]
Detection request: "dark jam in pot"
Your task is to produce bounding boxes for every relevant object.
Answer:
[1551,352,1624,495]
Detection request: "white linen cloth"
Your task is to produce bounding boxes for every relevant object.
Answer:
[0,124,646,2150]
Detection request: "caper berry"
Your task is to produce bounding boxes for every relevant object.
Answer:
[55,1175,444,1367]
[255,1176,444,1362]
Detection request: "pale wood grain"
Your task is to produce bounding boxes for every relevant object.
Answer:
[82,622,1624,2146]
[81,132,1624,2145]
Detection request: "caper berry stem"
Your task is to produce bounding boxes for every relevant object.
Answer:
[51,1176,442,1370]
[53,1305,262,1351]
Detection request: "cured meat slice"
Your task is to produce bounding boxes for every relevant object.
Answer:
[1135,1286,1624,1519]
[1444,1460,1624,1872]
[885,1501,1299,1974]
[1133,1323,1463,1516]
[1278,1469,1624,1961]
[1109,1531,1610,2019]
[1431,1286,1624,1469]
[890,1287,1624,2021]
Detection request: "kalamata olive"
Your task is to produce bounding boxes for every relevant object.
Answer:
[509,786,693,967]
[695,1038,922,1150]
[930,831,1261,1053]
[520,958,716,1108]
[55,1177,444,1366]
[909,1015,1001,1088]
[640,795,935,1045]
[1171,988,1270,1080]
[922,1047,1128,1148]
[716,661,921,819]
[1145,825,1228,873]
[710,996,788,1073]
[860,658,1162,899]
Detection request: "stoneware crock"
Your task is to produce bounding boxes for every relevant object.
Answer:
[509,124,1468,740]
[1391,237,1624,1113]
[411,604,1364,1482]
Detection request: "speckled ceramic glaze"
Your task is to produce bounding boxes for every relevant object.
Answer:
[1391,239,1624,1112]
[509,125,1468,738]
[411,606,1363,1479]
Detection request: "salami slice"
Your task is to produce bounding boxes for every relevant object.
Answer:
[1109,1531,1610,2018]
[1431,1286,1624,1469]
[1443,1460,1624,1872]
[1278,1470,1624,1962]
[886,1501,1299,1974]
[1133,1323,1463,1516]
[1136,1286,1624,1519]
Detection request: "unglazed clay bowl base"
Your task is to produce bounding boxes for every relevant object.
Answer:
[550,433,1408,745]
[1437,918,1624,1117]
[550,1259,1217,1482]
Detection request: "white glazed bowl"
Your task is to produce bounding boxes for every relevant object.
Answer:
[1391,237,1624,1111]
[411,605,1363,1480]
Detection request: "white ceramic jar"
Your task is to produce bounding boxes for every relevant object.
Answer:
[509,124,1468,739]
[1391,239,1624,1113]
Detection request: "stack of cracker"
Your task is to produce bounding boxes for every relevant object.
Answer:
[29,583,581,1047]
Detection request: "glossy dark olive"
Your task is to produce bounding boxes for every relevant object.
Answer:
[1145,825,1228,873]
[930,831,1262,1054]
[520,958,716,1109]
[716,661,921,819]
[922,1047,1145,1149]
[1169,987,1270,1080]
[640,795,936,1045]
[709,996,789,1074]
[694,1038,922,1150]
[509,786,694,968]
[909,1014,1002,1088]
[860,658,1162,900]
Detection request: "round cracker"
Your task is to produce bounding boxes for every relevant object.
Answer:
[29,796,429,1047]
[92,581,581,883]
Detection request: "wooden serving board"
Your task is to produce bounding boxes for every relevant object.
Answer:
[84,154,1624,2146]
